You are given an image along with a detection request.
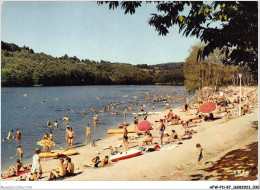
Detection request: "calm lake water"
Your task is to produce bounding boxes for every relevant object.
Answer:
[1,85,187,170]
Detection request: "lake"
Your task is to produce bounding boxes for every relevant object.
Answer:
[1,85,187,170]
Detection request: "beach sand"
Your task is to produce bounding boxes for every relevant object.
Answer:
[2,86,258,181]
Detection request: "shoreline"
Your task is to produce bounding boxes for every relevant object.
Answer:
[2,86,258,181]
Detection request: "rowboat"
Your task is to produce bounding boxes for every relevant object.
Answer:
[111,149,142,162]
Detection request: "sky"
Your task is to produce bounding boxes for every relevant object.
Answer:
[1,1,200,65]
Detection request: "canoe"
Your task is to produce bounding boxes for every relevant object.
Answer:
[133,112,161,116]
[132,112,147,116]
[53,149,78,156]
[111,149,142,162]
[107,129,136,134]
[38,149,78,158]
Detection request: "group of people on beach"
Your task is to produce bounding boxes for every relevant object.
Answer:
[2,87,257,181]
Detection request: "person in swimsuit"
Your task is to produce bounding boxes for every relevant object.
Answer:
[96,156,109,168]
[152,103,155,112]
[49,131,54,141]
[2,159,25,178]
[48,158,67,180]
[134,116,138,134]
[159,119,165,145]
[16,145,23,163]
[123,126,128,151]
[68,128,75,148]
[196,143,203,168]
[7,130,13,139]
[86,124,91,143]
[16,129,21,140]
[92,156,101,168]
[65,157,74,175]
[54,121,58,129]
[124,109,127,117]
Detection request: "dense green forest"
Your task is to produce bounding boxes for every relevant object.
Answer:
[1,41,184,87]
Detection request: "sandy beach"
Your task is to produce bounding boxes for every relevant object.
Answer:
[2,86,258,181]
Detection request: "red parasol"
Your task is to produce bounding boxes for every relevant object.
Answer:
[199,102,216,113]
[138,120,151,131]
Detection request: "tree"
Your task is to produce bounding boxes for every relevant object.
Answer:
[99,1,258,80]
[184,44,237,94]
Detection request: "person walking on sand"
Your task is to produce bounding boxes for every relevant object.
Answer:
[68,127,75,148]
[196,143,203,168]
[86,124,91,143]
[134,116,139,134]
[65,127,70,146]
[159,119,165,145]
[123,126,128,151]
[31,148,42,181]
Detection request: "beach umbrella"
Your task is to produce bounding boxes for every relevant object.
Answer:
[199,102,216,113]
[138,120,151,131]
[37,139,56,147]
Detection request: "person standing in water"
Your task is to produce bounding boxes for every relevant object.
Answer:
[7,130,13,139]
[86,124,91,143]
[124,109,127,117]
[16,129,21,141]
[123,126,128,151]
[49,131,54,141]
[54,121,58,129]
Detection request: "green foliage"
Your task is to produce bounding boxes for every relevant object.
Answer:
[1,41,184,87]
[184,44,237,94]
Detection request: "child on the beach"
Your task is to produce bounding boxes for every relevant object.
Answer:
[196,143,203,168]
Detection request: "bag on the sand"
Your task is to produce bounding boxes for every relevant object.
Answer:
[146,148,155,152]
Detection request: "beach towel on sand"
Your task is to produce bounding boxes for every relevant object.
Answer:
[1,170,30,179]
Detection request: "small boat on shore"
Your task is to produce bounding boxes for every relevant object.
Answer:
[107,129,136,134]
[39,149,78,158]
[111,149,142,162]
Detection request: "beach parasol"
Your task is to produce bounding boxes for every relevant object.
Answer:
[37,139,56,147]
[199,102,216,113]
[138,120,151,131]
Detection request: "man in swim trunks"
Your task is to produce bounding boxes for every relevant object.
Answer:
[48,158,67,180]
[68,127,75,148]
[159,119,165,145]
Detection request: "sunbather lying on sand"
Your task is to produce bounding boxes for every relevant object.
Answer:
[2,159,25,178]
